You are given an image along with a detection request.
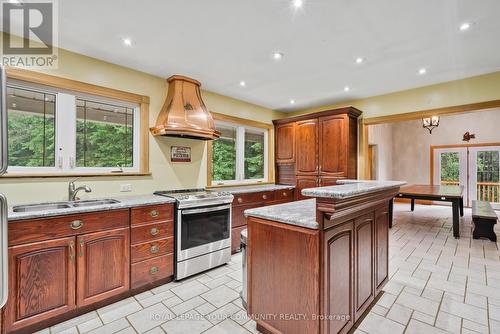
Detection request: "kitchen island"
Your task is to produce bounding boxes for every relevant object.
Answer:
[244,181,405,334]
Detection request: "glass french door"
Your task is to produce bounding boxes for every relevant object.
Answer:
[433,148,468,205]
[433,145,500,209]
[469,146,500,210]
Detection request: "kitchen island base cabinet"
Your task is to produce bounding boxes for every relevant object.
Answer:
[247,190,396,334]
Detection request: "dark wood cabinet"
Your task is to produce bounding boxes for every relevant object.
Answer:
[3,203,175,334]
[273,107,361,197]
[324,221,354,334]
[375,206,390,293]
[76,228,130,307]
[319,114,348,176]
[354,214,375,319]
[247,188,398,334]
[275,123,296,163]
[295,119,318,175]
[296,176,318,200]
[4,237,76,333]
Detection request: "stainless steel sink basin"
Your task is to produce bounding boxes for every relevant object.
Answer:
[72,199,120,207]
[13,202,72,213]
[12,199,121,212]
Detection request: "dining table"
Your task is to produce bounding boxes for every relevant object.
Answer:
[396,184,465,238]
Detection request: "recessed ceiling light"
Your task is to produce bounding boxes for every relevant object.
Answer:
[273,52,284,60]
[292,0,303,8]
[418,68,427,75]
[355,57,364,64]
[459,22,471,31]
[344,86,350,92]
[290,99,296,104]
[239,81,246,87]
[122,38,132,46]
[8,0,21,4]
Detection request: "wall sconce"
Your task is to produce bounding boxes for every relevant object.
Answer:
[422,116,440,134]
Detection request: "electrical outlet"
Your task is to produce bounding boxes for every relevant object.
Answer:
[120,184,132,192]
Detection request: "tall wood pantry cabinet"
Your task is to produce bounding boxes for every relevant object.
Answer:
[273,107,362,200]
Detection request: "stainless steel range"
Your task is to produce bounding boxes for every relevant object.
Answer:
[154,189,233,280]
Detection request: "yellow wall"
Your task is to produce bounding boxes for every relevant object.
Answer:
[0,45,285,204]
[290,71,500,119]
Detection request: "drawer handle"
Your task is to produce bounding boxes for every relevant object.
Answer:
[150,266,159,274]
[150,227,159,236]
[282,192,287,196]
[150,245,159,254]
[150,210,159,218]
[70,220,83,230]
[237,197,243,203]
[262,194,267,200]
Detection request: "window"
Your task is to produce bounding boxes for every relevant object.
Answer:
[211,119,269,185]
[6,80,140,174]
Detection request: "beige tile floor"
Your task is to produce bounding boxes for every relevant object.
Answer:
[37,203,500,334]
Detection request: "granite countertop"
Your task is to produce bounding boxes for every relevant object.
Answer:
[244,199,318,229]
[8,194,176,221]
[217,184,295,194]
[302,180,407,199]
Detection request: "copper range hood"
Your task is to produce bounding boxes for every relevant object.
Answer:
[150,75,220,140]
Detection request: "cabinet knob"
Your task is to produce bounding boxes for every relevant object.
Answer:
[150,227,159,236]
[150,266,159,274]
[70,220,83,230]
[262,194,267,200]
[237,197,243,203]
[150,245,159,254]
[282,192,287,196]
[150,210,159,218]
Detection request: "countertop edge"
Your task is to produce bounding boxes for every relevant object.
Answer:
[8,195,176,222]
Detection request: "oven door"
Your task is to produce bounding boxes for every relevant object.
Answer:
[177,204,231,261]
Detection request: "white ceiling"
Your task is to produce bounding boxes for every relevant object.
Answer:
[52,0,500,112]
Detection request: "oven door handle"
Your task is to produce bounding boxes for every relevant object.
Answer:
[181,204,231,215]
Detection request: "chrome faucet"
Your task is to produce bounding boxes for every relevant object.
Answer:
[68,178,92,201]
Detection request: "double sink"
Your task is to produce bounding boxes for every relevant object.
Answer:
[13,199,120,213]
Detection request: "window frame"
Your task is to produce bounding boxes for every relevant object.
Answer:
[208,112,274,187]
[3,68,150,177]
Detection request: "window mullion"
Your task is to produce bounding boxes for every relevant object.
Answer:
[236,126,245,181]
[56,93,76,172]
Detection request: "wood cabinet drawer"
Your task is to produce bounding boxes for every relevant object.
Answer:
[233,191,274,206]
[131,237,173,263]
[8,209,129,246]
[131,204,173,225]
[131,254,173,289]
[131,221,173,244]
[274,188,294,201]
[232,203,264,228]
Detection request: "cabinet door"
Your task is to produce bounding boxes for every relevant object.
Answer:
[77,228,130,307]
[295,176,318,200]
[354,213,375,320]
[319,114,348,176]
[295,119,318,175]
[324,221,354,334]
[4,237,76,333]
[275,122,295,163]
[375,206,390,293]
